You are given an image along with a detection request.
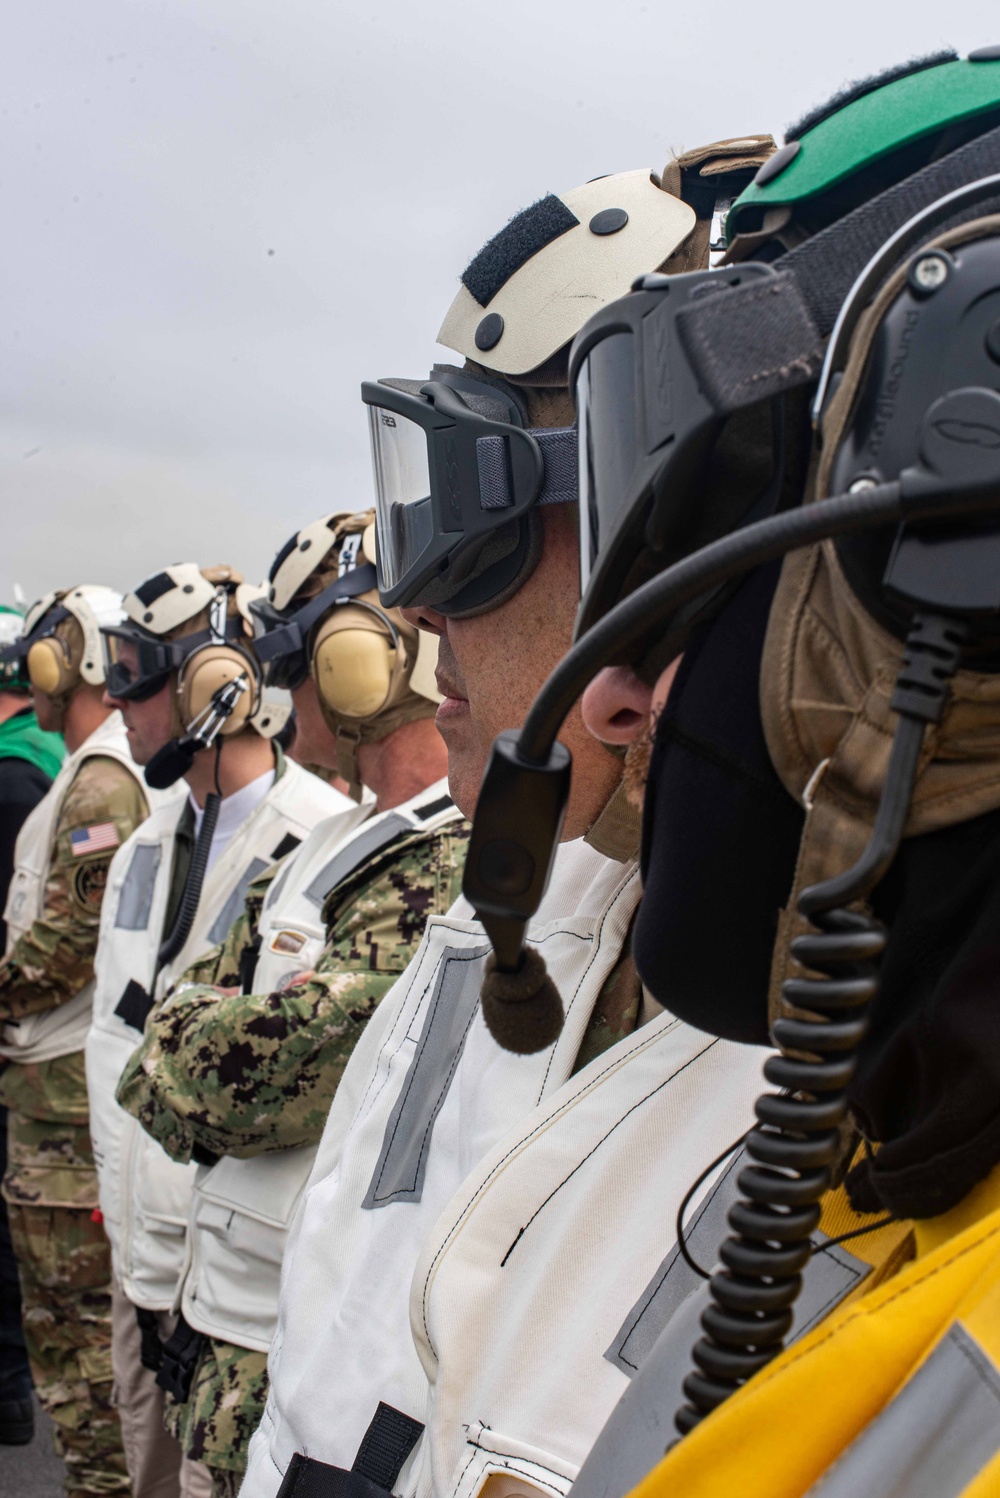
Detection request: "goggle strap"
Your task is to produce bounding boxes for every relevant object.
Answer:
[674,119,1000,423]
[10,604,74,662]
[476,427,577,511]
[675,268,822,417]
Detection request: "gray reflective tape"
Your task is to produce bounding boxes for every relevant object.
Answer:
[303,814,411,908]
[363,944,490,1209]
[207,857,269,945]
[115,843,163,930]
[604,1151,745,1376]
[264,856,295,916]
[575,1161,870,1498]
[606,1152,868,1378]
[807,1322,1000,1498]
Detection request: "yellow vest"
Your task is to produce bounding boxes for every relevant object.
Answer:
[627,1165,1000,1498]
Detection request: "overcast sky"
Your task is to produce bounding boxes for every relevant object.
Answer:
[3,1,997,603]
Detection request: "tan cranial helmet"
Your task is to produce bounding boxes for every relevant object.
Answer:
[436,143,776,383]
[258,511,441,797]
[363,140,777,624]
[20,585,125,730]
[104,563,269,739]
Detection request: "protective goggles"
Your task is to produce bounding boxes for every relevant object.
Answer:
[361,368,578,609]
[101,621,242,702]
[248,566,378,690]
[570,261,783,644]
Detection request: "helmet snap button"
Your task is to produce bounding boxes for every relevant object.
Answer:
[754,140,801,187]
[589,208,628,236]
[475,313,504,351]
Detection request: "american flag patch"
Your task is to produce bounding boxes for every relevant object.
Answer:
[70,823,120,857]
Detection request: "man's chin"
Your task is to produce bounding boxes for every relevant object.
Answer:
[444,751,484,823]
[123,728,150,766]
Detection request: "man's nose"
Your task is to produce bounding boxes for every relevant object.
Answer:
[580,666,653,746]
[400,605,447,637]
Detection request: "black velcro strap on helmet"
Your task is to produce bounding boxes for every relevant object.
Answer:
[133,572,176,608]
[461,195,580,308]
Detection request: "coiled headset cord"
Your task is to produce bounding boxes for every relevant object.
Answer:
[674,611,967,1437]
[156,741,223,969]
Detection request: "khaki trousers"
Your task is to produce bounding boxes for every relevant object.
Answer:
[110,1278,213,1498]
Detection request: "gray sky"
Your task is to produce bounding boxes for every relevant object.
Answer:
[3,1,997,603]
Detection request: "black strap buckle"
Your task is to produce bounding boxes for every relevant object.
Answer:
[154,1313,207,1403]
[275,1402,425,1498]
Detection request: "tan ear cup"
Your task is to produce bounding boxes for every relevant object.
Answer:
[26,637,76,698]
[177,646,259,736]
[312,608,396,720]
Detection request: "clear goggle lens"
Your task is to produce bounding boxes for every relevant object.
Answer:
[368,405,434,592]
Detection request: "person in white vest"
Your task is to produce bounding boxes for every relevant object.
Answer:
[85,562,347,1498]
[0,584,153,1496]
[111,510,467,1498]
[238,150,773,1498]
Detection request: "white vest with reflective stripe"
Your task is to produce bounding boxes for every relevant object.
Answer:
[241,838,641,1498]
[0,712,151,1066]
[87,759,348,1310]
[409,1028,771,1498]
[182,781,462,1352]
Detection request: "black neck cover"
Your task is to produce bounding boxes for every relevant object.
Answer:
[634,561,803,1047]
[635,561,1000,1220]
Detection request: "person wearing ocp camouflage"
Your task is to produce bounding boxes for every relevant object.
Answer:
[85,563,349,1498]
[0,585,155,1496]
[0,603,64,1450]
[113,512,464,1498]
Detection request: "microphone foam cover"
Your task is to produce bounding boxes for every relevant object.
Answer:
[481,947,564,1054]
[144,737,197,790]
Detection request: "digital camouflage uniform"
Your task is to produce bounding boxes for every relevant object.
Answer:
[115,819,472,1494]
[0,752,149,1497]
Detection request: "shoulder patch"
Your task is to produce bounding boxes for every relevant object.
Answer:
[71,856,111,913]
[70,823,120,857]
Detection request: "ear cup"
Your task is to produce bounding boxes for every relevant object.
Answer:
[312,612,396,720]
[177,645,259,735]
[27,637,77,697]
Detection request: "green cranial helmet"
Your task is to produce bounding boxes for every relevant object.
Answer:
[726,49,1000,258]
[0,604,30,692]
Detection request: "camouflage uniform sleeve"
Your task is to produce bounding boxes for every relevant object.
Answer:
[169,862,279,992]
[115,821,470,1162]
[0,755,149,1021]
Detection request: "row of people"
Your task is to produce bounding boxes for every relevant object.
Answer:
[5,42,1000,1498]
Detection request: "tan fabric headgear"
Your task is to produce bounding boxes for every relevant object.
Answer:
[761,217,1000,1020]
[271,511,441,798]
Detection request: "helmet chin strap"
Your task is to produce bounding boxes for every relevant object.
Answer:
[335,724,364,802]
